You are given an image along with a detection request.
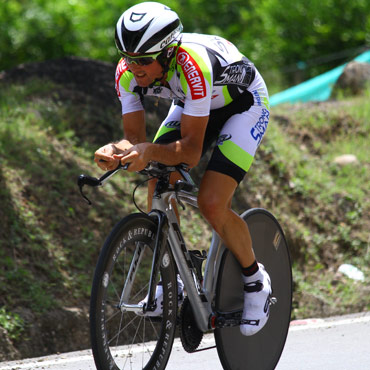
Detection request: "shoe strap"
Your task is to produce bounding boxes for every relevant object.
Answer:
[244,281,263,293]
[240,319,260,326]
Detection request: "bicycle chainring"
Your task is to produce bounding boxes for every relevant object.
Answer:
[179,297,203,353]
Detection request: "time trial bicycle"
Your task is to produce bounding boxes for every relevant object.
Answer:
[78,162,292,370]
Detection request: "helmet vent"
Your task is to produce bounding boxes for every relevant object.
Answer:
[130,12,146,23]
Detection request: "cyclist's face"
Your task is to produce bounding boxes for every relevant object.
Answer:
[127,59,164,87]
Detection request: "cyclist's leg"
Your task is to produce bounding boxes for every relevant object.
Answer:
[198,174,272,336]
[198,171,255,267]
[198,90,271,335]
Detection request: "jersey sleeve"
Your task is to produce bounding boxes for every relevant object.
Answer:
[115,59,143,115]
[176,45,213,117]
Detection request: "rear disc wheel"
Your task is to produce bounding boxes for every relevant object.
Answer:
[214,208,292,370]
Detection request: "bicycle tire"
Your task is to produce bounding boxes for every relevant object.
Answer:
[90,213,178,370]
[214,208,292,370]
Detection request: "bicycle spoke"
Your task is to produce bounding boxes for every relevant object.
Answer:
[123,315,143,369]
[105,304,121,323]
[108,276,122,302]
[107,313,140,346]
[142,314,146,369]
[115,302,126,348]
[146,316,160,339]
[106,309,163,369]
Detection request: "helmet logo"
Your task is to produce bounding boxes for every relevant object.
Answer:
[160,25,182,49]
[130,12,146,22]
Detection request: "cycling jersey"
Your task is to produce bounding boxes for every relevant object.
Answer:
[115,33,270,182]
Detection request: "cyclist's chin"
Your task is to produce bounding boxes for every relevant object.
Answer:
[134,75,153,87]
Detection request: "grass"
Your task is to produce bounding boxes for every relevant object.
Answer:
[0,307,24,341]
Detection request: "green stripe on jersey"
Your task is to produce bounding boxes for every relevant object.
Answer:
[120,72,136,95]
[222,85,233,105]
[153,125,178,142]
[218,140,254,172]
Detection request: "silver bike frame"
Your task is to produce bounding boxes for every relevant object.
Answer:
[152,189,227,332]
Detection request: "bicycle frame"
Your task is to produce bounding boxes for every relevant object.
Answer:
[149,186,227,332]
[115,182,226,332]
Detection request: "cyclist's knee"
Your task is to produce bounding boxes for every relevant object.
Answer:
[198,192,226,226]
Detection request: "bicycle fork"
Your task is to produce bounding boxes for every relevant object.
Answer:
[118,211,169,315]
[118,241,147,312]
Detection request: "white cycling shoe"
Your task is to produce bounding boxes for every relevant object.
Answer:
[240,263,272,336]
[138,274,184,317]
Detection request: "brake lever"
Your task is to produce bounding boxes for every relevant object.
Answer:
[78,174,101,205]
[174,180,198,210]
[77,163,128,205]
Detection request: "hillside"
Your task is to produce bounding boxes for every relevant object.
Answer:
[0,58,369,361]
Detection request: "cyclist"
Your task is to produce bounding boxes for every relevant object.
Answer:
[94,1,271,336]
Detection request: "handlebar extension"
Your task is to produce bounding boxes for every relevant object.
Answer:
[77,162,196,205]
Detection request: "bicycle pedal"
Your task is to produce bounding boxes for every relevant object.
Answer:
[269,296,277,305]
[212,310,242,328]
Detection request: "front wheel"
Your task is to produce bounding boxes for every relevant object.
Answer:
[214,208,292,370]
[90,213,178,370]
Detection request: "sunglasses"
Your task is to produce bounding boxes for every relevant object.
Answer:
[119,50,162,66]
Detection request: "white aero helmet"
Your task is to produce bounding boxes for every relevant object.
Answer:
[115,2,183,54]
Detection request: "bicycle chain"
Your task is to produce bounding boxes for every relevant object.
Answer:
[179,297,203,353]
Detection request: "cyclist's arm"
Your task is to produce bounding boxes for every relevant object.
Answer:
[150,113,209,167]
[113,110,146,150]
[120,113,209,171]
[122,110,146,144]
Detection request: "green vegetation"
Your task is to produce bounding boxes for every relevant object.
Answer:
[0,307,24,341]
[1,0,369,90]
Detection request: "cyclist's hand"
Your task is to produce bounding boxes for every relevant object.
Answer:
[94,144,121,171]
[114,143,150,172]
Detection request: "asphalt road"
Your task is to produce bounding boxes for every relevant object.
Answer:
[1,312,369,370]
